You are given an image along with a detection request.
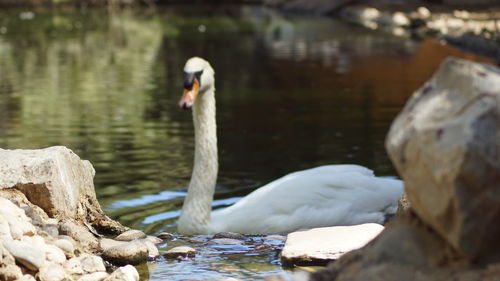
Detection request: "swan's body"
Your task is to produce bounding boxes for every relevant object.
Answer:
[177,57,404,235]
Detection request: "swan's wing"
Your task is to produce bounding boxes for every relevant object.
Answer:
[209,165,404,234]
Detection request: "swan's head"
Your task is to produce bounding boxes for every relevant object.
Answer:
[179,57,215,109]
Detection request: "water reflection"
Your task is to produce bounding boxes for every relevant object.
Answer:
[0,5,495,281]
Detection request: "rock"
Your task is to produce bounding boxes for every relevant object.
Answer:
[3,240,45,271]
[213,232,246,240]
[0,264,23,281]
[386,57,500,264]
[21,205,46,226]
[156,232,175,241]
[144,236,163,245]
[19,274,37,281]
[101,240,149,265]
[45,244,67,264]
[281,224,384,266]
[77,272,109,281]
[143,240,159,258]
[40,224,59,238]
[115,230,146,241]
[163,246,197,259]
[63,257,83,275]
[99,238,127,251]
[78,253,106,273]
[0,197,36,239]
[38,262,67,281]
[104,265,139,281]
[59,220,98,251]
[0,146,126,234]
[207,238,245,245]
[53,239,75,258]
[0,214,12,241]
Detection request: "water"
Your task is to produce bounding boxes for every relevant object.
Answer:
[0,5,494,280]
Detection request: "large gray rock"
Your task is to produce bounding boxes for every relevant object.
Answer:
[0,146,126,234]
[281,224,384,266]
[386,57,500,264]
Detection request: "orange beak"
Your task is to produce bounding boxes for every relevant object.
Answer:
[179,78,200,110]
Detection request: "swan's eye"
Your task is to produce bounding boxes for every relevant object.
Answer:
[184,70,204,90]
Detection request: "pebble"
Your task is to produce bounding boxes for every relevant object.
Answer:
[3,240,45,271]
[54,238,75,258]
[0,198,36,239]
[41,224,59,238]
[63,257,84,275]
[163,246,197,259]
[38,262,67,281]
[207,238,244,245]
[143,240,160,258]
[76,271,109,281]
[19,274,37,281]
[101,240,149,265]
[213,232,246,240]
[0,264,23,280]
[78,253,106,273]
[0,214,13,240]
[107,265,140,281]
[145,236,163,245]
[157,232,175,241]
[115,229,146,241]
[99,238,127,251]
[45,244,67,264]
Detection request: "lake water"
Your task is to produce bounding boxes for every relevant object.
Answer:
[0,4,493,280]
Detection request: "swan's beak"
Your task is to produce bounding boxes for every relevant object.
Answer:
[179,77,200,110]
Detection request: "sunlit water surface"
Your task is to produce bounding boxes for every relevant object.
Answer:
[0,5,493,280]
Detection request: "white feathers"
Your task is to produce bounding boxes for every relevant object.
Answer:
[177,57,404,235]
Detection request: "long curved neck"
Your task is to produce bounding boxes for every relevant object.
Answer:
[178,86,218,235]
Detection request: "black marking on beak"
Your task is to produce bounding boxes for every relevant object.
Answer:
[184,70,203,90]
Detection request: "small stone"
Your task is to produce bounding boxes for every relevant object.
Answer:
[21,205,45,226]
[207,238,244,245]
[45,244,67,264]
[263,235,286,242]
[0,198,36,239]
[213,232,246,240]
[145,236,163,245]
[54,239,75,258]
[0,214,13,241]
[3,240,45,271]
[115,230,146,241]
[78,253,106,273]
[104,265,139,281]
[101,240,149,265]
[19,274,37,281]
[417,6,431,18]
[77,271,109,281]
[59,221,98,250]
[38,262,67,281]
[63,257,83,275]
[143,240,159,258]
[99,238,127,251]
[41,224,59,238]
[157,232,175,241]
[163,246,196,259]
[0,264,23,280]
[281,224,384,266]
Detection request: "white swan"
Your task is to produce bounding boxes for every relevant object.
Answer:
[177,57,404,235]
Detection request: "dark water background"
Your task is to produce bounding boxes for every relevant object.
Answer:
[0,5,493,280]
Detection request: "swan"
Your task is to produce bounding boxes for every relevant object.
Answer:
[177,57,404,235]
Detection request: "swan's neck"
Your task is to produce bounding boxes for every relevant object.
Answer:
[178,86,218,235]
